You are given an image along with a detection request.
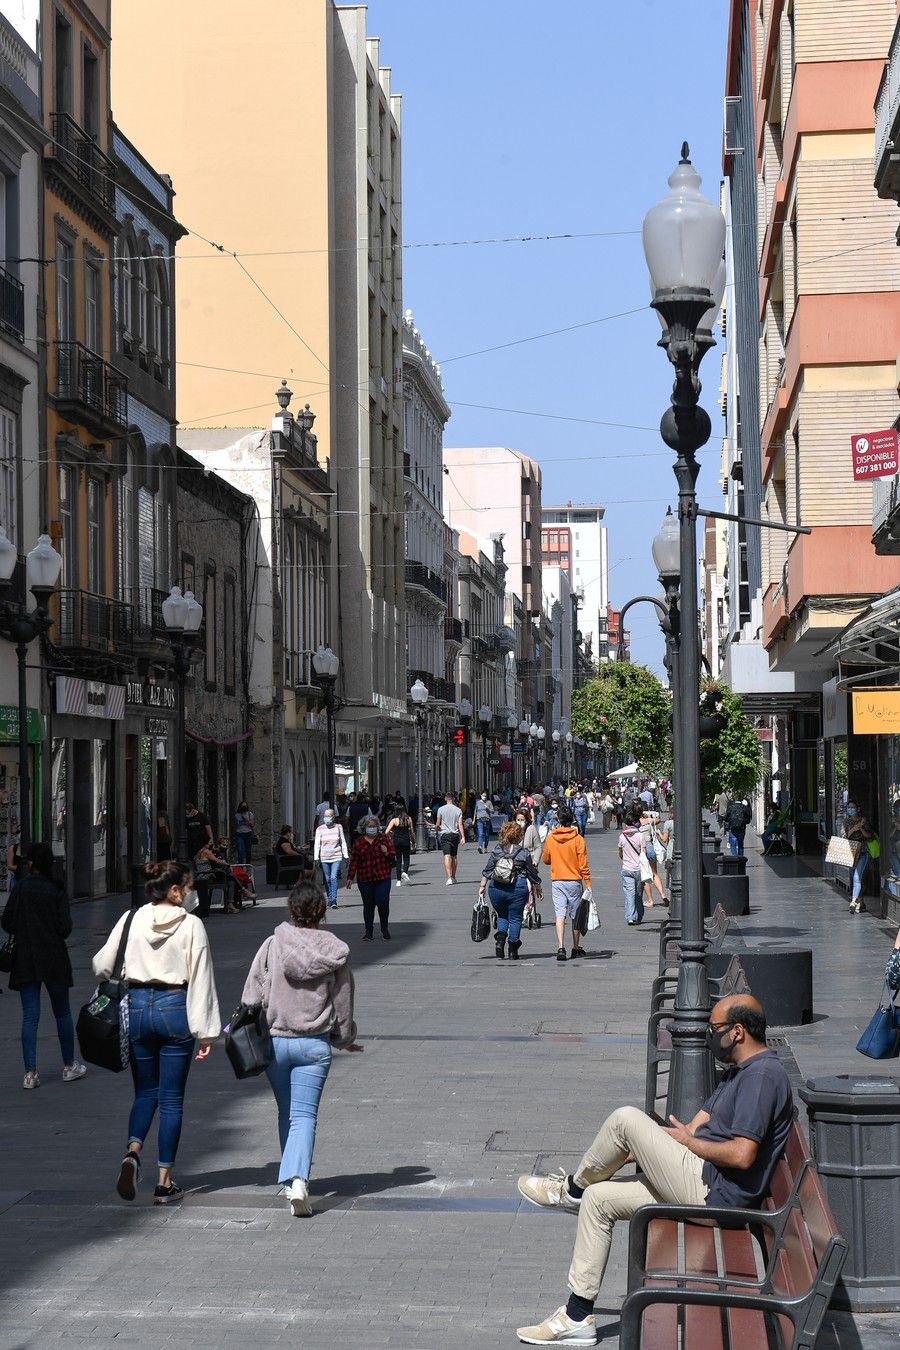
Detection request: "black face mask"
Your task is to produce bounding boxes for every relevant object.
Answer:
[706,1024,737,1063]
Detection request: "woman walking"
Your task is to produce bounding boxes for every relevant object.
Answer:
[346,815,396,940]
[385,803,413,885]
[844,799,873,914]
[514,806,543,869]
[619,801,645,926]
[313,807,348,908]
[640,807,668,908]
[478,821,542,961]
[2,842,85,1090]
[93,860,221,1205]
[573,786,590,838]
[241,881,361,1216]
[233,801,255,865]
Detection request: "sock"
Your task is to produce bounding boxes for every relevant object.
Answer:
[567,1175,585,1199]
[566,1293,594,1323]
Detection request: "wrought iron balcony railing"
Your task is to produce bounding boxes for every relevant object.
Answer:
[50,111,116,214]
[405,561,446,604]
[55,341,128,436]
[52,588,134,656]
[0,263,24,340]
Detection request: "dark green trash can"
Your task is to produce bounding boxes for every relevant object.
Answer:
[799,1075,900,1311]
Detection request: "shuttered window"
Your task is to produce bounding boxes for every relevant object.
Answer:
[137,486,155,591]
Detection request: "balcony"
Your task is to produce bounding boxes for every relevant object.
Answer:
[52,589,134,658]
[875,16,900,206]
[49,111,116,218]
[0,264,24,341]
[55,341,128,437]
[404,561,446,604]
[444,615,463,645]
[285,650,314,690]
[128,587,169,642]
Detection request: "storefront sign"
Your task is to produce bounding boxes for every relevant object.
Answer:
[511,742,525,754]
[851,688,900,735]
[822,677,848,739]
[146,719,169,736]
[56,677,126,721]
[850,429,899,481]
[126,679,176,710]
[0,705,43,744]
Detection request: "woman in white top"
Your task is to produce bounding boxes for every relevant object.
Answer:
[313,809,349,909]
[92,860,221,1207]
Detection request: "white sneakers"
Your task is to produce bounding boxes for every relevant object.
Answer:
[22,1071,40,1090]
[288,1177,312,1217]
[517,1307,597,1345]
[63,1062,87,1084]
[395,879,402,887]
[517,1168,581,1213]
[401,871,411,883]
[445,877,454,886]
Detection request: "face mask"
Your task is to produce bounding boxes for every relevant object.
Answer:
[481,794,487,800]
[324,815,334,825]
[182,889,199,913]
[846,807,858,818]
[516,819,526,828]
[706,1024,737,1063]
[365,826,378,837]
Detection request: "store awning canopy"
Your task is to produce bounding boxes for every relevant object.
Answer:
[608,761,640,778]
[819,585,900,688]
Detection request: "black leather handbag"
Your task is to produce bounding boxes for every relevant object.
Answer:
[225,1003,273,1079]
[76,911,135,1072]
[0,933,15,974]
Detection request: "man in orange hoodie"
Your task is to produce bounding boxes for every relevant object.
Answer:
[542,806,591,962]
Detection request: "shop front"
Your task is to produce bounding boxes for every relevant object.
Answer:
[51,676,126,898]
[124,677,177,878]
[0,704,43,895]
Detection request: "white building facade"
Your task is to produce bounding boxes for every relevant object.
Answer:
[541,503,608,670]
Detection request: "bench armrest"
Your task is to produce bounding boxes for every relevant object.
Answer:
[626,1201,782,1291]
[620,1285,796,1350]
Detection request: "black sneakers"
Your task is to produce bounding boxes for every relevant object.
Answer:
[557,947,567,962]
[116,1151,141,1201]
[571,947,586,959]
[153,1182,184,1206]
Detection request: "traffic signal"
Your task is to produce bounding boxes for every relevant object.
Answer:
[451,725,468,747]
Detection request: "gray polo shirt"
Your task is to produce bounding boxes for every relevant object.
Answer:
[696,1049,794,1208]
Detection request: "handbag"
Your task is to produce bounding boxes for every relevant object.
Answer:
[867,834,881,860]
[76,910,135,1073]
[471,895,492,943]
[225,1002,273,1079]
[0,932,14,974]
[856,984,900,1059]
[825,835,856,868]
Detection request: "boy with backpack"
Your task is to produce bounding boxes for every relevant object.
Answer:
[725,797,752,856]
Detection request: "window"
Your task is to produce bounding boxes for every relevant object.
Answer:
[58,465,76,586]
[56,235,74,341]
[82,43,99,139]
[119,233,136,339]
[150,263,166,365]
[87,477,103,592]
[0,410,15,545]
[137,486,155,591]
[155,454,174,589]
[54,11,72,115]
[204,563,216,688]
[84,257,101,352]
[138,258,150,347]
[224,572,236,694]
[116,450,133,600]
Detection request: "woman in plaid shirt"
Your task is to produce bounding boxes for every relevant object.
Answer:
[346,816,396,941]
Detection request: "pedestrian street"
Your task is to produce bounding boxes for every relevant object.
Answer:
[1,826,898,1348]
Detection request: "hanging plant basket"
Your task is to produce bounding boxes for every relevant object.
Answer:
[699,714,727,739]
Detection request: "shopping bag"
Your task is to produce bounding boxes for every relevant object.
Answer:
[76,911,135,1073]
[471,895,492,943]
[856,985,900,1059]
[586,898,601,931]
[825,835,856,868]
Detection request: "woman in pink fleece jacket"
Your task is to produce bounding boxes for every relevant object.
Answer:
[242,881,362,1216]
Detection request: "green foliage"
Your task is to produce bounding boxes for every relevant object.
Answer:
[699,680,766,802]
[571,664,672,777]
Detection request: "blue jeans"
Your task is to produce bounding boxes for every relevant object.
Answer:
[852,849,869,901]
[19,981,75,1072]
[489,880,528,943]
[235,833,252,864]
[266,1034,332,1183]
[320,858,341,905]
[574,810,587,837]
[127,988,195,1168]
[476,819,490,850]
[621,868,644,924]
[727,828,746,857]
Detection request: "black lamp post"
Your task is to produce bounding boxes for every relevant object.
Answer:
[162,585,204,862]
[518,718,529,793]
[410,679,429,849]
[478,703,492,791]
[506,711,518,794]
[0,531,62,852]
[457,697,472,796]
[643,143,726,1119]
[312,644,340,809]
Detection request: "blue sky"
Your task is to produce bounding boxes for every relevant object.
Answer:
[365,0,730,673]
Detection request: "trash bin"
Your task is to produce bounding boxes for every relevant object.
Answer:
[130,862,146,908]
[799,1075,900,1311]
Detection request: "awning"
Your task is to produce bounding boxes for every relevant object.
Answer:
[819,585,900,689]
[608,762,639,778]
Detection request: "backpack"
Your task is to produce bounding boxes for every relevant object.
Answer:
[492,847,524,889]
[727,800,750,830]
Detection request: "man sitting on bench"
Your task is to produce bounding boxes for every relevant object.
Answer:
[515,995,793,1347]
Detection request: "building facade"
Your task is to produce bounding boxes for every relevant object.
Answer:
[541,502,608,672]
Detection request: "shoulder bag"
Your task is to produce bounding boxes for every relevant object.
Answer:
[856,983,900,1060]
[76,910,136,1072]
[0,932,14,974]
[225,1002,273,1078]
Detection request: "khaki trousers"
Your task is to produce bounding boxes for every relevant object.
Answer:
[567,1106,708,1299]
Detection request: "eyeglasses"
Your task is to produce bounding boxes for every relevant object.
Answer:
[708,1020,734,1033]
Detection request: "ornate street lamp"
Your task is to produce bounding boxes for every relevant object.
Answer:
[312,644,340,810]
[457,697,472,797]
[643,142,725,1119]
[410,678,429,850]
[162,585,204,862]
[0,530,62,851]
[552,728,560,779]
[478,703,492,792]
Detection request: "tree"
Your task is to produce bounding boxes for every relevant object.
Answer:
[571,664,672,776]
[698,680,766,803]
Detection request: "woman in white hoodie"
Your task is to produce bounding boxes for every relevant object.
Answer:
[92,860,221,1206]
[242,881,361,1216]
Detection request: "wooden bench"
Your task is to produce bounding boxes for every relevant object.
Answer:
[619,1120,848,1348]
[659,904,730,977]
[644,954,749,1117]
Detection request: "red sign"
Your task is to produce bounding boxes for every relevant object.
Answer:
[850,429,899,481]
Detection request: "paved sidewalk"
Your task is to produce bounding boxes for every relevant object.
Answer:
[0,826,897,1347]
